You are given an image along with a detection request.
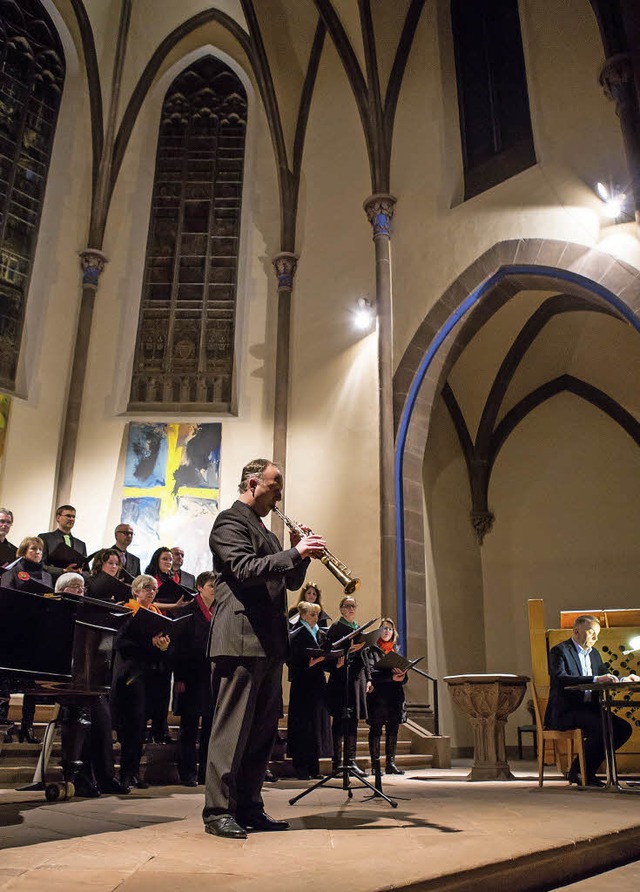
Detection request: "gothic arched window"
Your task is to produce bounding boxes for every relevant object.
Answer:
[451,0,535,199]
[0,0,65,392]
[129,56,247,412]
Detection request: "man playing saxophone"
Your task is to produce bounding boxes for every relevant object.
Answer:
[202,458,325,839]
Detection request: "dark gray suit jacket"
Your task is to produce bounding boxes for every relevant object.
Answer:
[111,547,141,578]
[176,569,196,590]
[39,529,87,577]
[544,637,607,730]
[208,500,310,661]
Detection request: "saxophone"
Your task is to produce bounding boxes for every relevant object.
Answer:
[272,506,361,594]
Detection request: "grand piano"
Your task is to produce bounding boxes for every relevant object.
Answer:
[0,586,131,799]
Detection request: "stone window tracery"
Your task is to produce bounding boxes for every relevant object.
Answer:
[0,0,65,392]
[129,56,247,412]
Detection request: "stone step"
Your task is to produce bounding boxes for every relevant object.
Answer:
[270,752,433,778]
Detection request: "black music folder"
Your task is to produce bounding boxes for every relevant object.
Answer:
[156,577,195,603]
[128,607,192,640]
[374,653,424,673]
[47,543,89,570]
[87,572,131,603]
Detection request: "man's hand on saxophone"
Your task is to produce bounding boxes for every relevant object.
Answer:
[295,533,326,560]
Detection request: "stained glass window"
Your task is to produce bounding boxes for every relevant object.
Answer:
[0,0,65,392]
[451,0,535,199]
[129,56,247,411]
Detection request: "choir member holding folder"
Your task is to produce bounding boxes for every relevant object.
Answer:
[365,618,408,776]
[39,505,87,580]
[0,536,53,744]
[111,574,181,791]
[326,596,372,775]
[286,601,332,779]
[144,547,190,743]
[173,571,216,786]
[86,549,131,602]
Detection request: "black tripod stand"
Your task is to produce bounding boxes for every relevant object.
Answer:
[289,639,397,809]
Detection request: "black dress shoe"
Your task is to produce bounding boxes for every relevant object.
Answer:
[237,811,289,832]
[153,733,175,745]
[567,770,581,785]
[264,768,278,783]
[18,727,41,745]
[204,815,247,839]
[586,777,606,788]
[100,777,130,794]
[181,776,199,787]
[131,775,149,789]
[74,779,101,798]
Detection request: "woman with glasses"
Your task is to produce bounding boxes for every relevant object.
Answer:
[326,596,372,775]
[111,574,171,791]
[366,618,408,776]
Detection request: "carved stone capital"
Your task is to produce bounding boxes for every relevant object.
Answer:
[363,193,396,239]
[600,54,635,111]
[272,251,298,291]
[471,509,494,545]
[79,248,108,289]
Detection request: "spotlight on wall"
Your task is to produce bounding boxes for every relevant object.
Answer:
[353,297,375,331]
[622,635,640,656]
[596,181,627,220]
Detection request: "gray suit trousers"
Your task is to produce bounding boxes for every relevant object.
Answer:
[203,656,282,820]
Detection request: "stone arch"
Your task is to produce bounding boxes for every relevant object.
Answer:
[393,238,640,654]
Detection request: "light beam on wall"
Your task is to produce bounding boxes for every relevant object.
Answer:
[596,182,627,221]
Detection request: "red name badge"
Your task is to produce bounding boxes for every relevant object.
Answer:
[17,571,30,580]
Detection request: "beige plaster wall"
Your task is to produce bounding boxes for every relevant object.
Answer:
[285,36,381,620]
[423,399,485,748]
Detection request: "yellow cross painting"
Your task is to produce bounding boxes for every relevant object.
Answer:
[121,422,220,575]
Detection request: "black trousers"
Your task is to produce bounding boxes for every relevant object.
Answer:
[202,657,282,822]
[560,703,632,779]
[179,710,213,783]
[113,672,147,778]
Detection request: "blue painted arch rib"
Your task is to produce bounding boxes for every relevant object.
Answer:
[394,264,640,654]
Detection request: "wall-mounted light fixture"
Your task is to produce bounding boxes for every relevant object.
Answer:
[353,297,376,332]
[596,181,627,221]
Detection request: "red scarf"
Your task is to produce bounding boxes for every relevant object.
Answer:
[377,637,394,654]
[196,593,213,623]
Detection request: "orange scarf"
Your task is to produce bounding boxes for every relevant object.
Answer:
[123,598,162,615]
[377,638,394,654]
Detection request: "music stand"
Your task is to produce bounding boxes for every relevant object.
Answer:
[288,618,398,809]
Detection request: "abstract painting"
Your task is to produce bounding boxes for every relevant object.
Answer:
[121,422,221,577]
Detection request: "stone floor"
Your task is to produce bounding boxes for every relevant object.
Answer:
[1,762,640,891]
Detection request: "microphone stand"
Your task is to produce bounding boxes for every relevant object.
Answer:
[289,624,398,809]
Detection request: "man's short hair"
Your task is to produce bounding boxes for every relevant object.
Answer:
[573,614,600,631]
[238,459,280,493]
[0,507,13,522]
[56,504,75,516]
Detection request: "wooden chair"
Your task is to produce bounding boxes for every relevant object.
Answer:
[531,683,586,787]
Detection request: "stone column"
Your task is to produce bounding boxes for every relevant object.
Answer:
[54,249,108,507]
[600,53,640,225]
[363,194,397,627]
[271,251,298,542]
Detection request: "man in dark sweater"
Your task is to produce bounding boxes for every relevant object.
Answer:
[0,507,16,567]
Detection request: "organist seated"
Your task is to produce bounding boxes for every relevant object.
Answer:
[1,537,53,593]
[545,614,639,787]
